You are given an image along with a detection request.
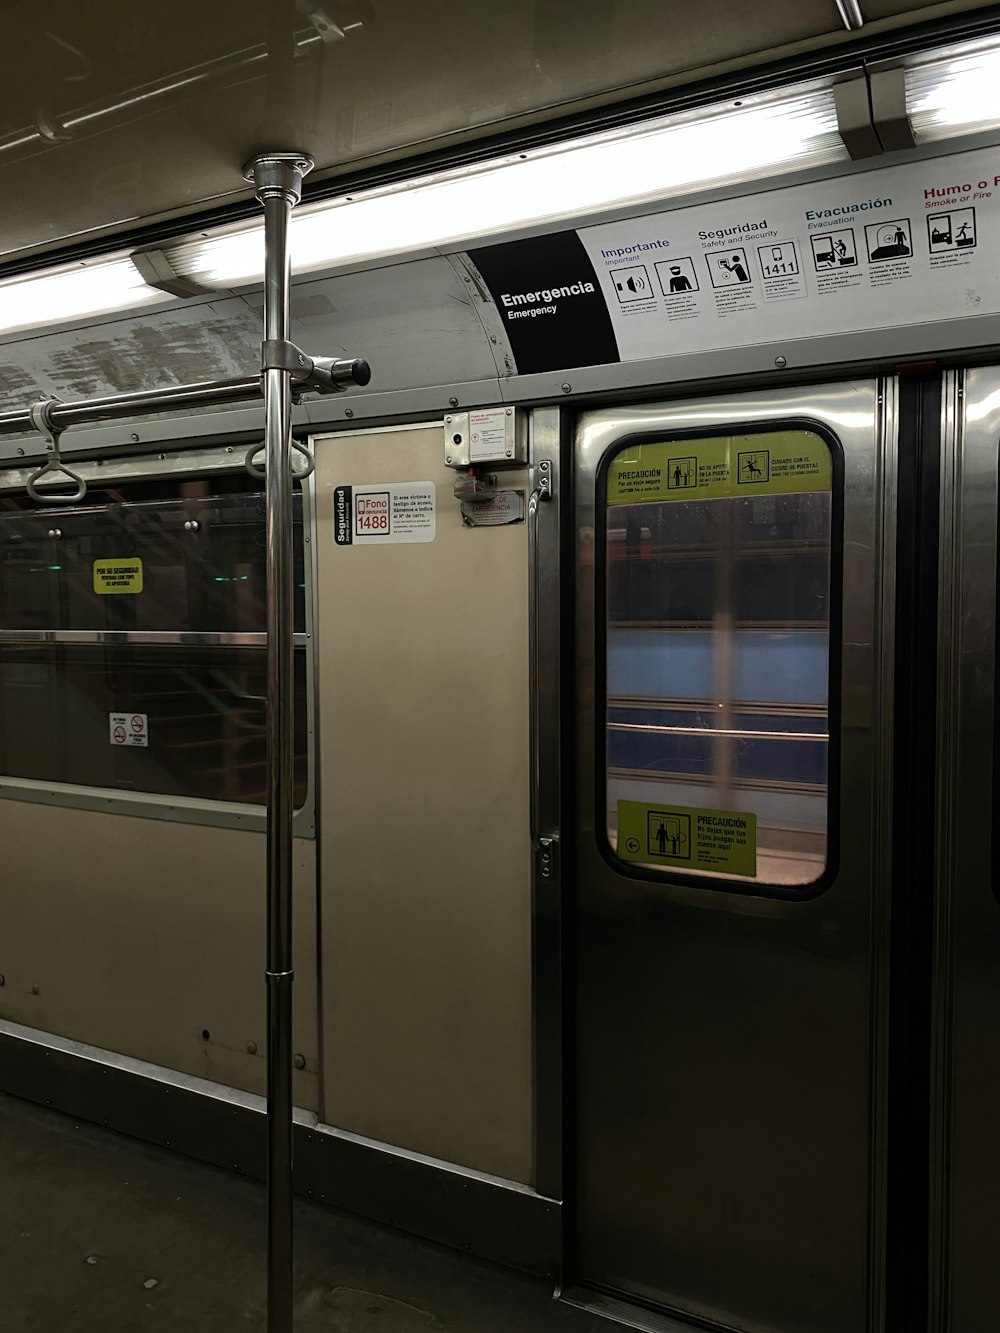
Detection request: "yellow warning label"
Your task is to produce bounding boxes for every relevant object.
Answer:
[607,430,831,506]
[616,799,757,877]
[93,558,143,594]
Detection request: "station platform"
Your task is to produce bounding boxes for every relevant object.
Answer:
[0,1091,607,1333]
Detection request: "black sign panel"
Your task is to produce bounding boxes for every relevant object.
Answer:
[333,485,353,545]
[468,232,620,375]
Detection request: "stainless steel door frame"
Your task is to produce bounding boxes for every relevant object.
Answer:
[573,381,897,1333]
[528,406,566,1210]
[932,367,1000,1333]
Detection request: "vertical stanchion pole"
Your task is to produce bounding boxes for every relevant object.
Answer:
[246,149,314,1333]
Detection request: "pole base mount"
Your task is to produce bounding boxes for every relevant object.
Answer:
[244,153,315,204]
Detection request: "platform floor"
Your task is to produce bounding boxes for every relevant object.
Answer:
[0,1091,609,1333]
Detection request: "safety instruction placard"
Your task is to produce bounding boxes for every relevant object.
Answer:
[334,482,436,545]
[616,799,757,877]
[467,143,1000,374]
[460,489,525,526]
[109,712,148,748]
[607,430,831,505]
[468,408,511,463]
[93,558,143,594]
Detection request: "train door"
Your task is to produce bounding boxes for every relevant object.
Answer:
[572,382,895,1333]
[933,366,1000,1333]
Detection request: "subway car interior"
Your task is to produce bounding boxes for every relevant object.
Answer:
[5,2,1000,1330]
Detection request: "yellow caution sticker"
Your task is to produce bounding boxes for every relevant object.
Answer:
[616,799,757,877]
[93,558,143,594]
[607,430,831,506]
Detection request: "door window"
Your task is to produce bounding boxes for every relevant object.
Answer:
[602,428,836,888]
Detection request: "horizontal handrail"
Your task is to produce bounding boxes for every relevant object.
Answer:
[608,720,828,742]
[0,629,307,647]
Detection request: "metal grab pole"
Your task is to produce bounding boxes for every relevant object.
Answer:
[247,150,313,1333]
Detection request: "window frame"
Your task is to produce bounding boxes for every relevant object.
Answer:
[0,444,317,837]
[594,417,844,899]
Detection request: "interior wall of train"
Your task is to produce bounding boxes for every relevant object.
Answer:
[7,4,1000,1332]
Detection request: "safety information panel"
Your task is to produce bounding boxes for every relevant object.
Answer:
[607,430,831,504]
[93,558,143,594]
[616,799,757,876]
[468,145,1000,372]
[334,482,436,545]
[460,489,525,526]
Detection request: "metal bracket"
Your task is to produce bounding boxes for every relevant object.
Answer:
[534,835,559,881]
[261,339,372,394]
[25,397,87,505]
[131,247,212,298]
[34,107,73,144]
[534,458,553,502]
[262,339,313,375]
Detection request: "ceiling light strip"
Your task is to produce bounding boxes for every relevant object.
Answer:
[165,77,845,290]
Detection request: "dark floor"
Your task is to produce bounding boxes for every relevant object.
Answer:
[0,1092,608,1333]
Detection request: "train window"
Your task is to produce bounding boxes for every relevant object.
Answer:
[603,429,835,889]
[0,473,308,807]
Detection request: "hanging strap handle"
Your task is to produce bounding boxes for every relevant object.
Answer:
[244,438,315,480]
[26,456,88,504]
[25,397,87,504]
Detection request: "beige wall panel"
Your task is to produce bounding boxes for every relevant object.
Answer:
[314,425,532,1184]
[0,805,318,1111]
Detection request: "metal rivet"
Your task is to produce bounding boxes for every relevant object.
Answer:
[247,1040,258,1055]
[16,447,23,455]
[561,383,571,393]
[130,433,140,442]
[183,520,199,532]
[506,408,513,415]
[449,396,459,407]
[293,1053,306,1070]
[47,528,61,539]
[774,356,787,368]
[345,408,353,418]
[505,450,513,457]
[446,456,453,464]
[444,416,452,424]
[226,447,233,453]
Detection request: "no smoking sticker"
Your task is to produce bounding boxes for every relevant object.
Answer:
[109,712,148,748]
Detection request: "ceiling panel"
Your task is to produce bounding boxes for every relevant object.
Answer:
[0,0,993,264]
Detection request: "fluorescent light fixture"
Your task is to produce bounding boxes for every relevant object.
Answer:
[0,255,171,338]
[905,34,1000,143]
[167,76,846,288]
[8,33,1000,339]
